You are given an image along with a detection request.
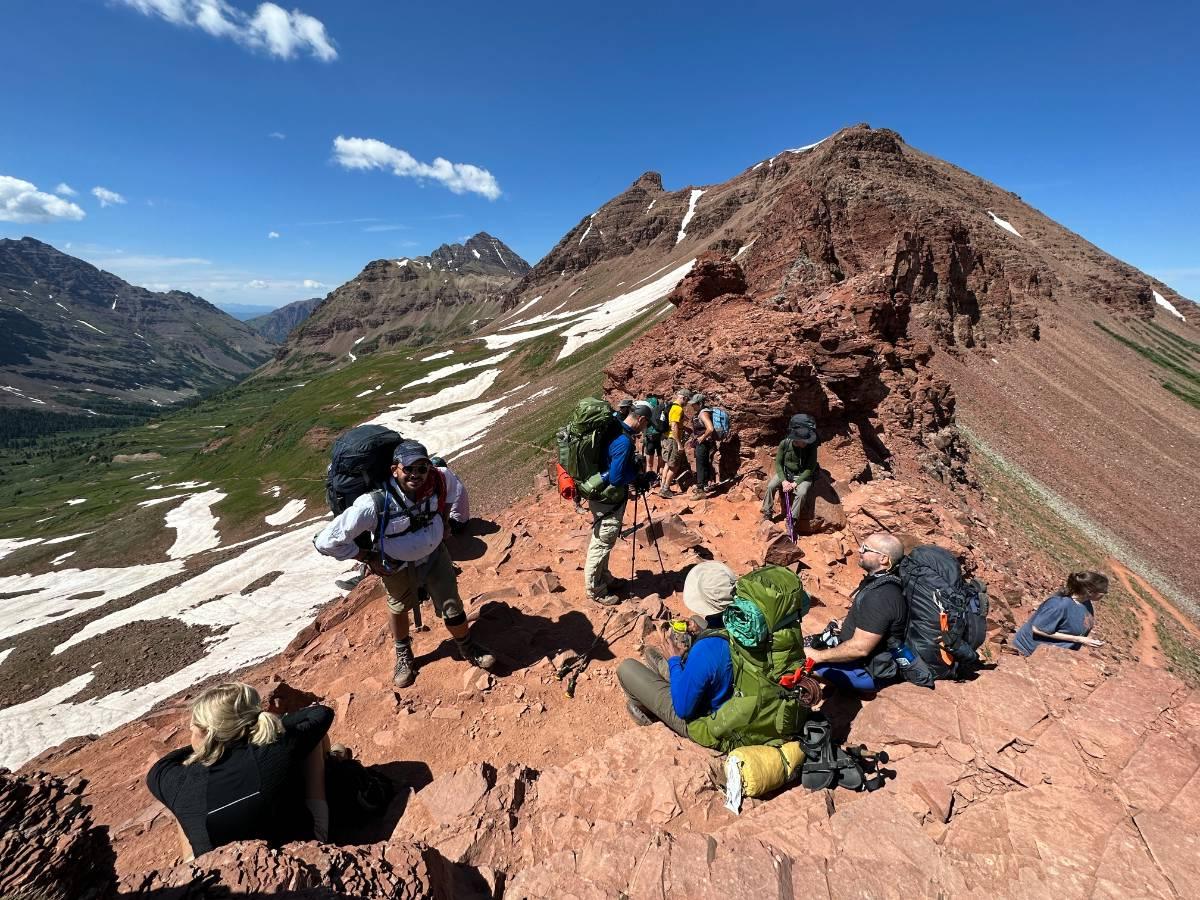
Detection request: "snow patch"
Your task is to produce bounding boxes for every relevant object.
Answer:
[0,537,43,560]
[675,190,705,244]
[0,524,348,769]
[137,493,192,508]
[402,350,514,389]
[164,490,225,559]
[264,499,306,526]
[987,211,1022,238]
[420,350,454,362]
[50,552,76,566]
[482,321,569,350]
[65,498,86,506]
[353,336,366,346]
[557,259,695,361]
[471,248,481,259]
[785,138,826,154]
[496,295,542,325]
[646,199,657,212]
[578,215,595,245]
[1153,290,1186,321]
[77,319,106,335]
[734,240,756,260]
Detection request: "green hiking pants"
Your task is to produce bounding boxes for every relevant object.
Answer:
[762,475,811,523]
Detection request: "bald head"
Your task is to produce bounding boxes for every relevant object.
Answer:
[860,532,904,574]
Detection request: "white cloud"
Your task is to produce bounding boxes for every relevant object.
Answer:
[268,131,286,140]
[55,183,78,197]
[332,136,502,200]
[0,176,87,223]
[92,186,127,207]
[246,279,270,289]
[92,254,210,269]
[117,1,337,61]
[268,230,280,238]
[302,279,324,289]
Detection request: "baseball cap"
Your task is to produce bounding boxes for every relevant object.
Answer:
[393,440,431,466]
[689,392,706,405]
[682,561,737,617]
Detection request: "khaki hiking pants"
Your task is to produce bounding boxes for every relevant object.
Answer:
[617,658,689,737]
[379,544,465,624]
[584,496,627,598]
[762,475,811,524]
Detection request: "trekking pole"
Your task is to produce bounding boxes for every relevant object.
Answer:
[641,491,666,575]
[630,491,639,581]
[784,490,795,542]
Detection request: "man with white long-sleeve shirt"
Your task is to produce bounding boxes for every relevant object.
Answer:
[314,439,495,688]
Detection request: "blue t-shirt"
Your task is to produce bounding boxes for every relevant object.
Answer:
[602,423,639,487]
[1013,594,1094,656]
[667,636,734,719]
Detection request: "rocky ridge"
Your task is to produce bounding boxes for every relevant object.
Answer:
[271,233,529,371]
[0,237,274,414]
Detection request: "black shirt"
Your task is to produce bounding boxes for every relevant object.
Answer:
[147,705,333,857]
[841,572,907,678]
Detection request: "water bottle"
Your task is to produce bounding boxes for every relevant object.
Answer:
[890,644,916,669]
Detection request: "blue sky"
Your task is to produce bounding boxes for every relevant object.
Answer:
[2,0,1198,310]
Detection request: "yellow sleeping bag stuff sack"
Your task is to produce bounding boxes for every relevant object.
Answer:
[729,741,804,798]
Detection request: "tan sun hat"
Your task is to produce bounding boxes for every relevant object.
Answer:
[682,561,737,617]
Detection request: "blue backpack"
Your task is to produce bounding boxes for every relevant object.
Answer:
[709,407,730,437]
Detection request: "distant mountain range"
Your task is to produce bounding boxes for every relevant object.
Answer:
[0,237,274,416]
[269,232,529,370]
[246,297,323,343]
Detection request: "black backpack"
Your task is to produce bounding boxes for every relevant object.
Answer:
[649,398,670,435]
[326,425,403,515]
[897,545,989,679]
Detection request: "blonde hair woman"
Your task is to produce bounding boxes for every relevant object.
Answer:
[147,682,333,859]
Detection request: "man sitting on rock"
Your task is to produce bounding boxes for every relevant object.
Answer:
[803,533,907,692]
[581,401,653,606]
[617,562,737,736]
[314,440,495,688]
[762,413,819,527]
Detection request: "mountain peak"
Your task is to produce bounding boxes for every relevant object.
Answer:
[430,234,530,277]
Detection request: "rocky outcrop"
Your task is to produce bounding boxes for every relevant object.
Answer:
[0,769,116,899]
[119,839,445,899]
[605,252,966,482]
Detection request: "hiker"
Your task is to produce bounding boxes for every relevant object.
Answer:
[614,398,633,419]
[659,389,691,497]
[429,456,470,536]
[617,561,737,735]
[147,682,334,859]
[762,413,819,526]
[803,533,907,692]
[582,400,654,606]
[687,393,717,498]
[1013,571,1107,656]
[314,439,495,687]
[642,394,665,475]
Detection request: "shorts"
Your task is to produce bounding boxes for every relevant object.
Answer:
[378,544,464,623]
[661,438,686,472]
[643,432,662,456]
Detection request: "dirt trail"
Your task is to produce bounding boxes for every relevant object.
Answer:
[1108,556,1200,648]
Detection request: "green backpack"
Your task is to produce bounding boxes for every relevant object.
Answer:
[556,398,625,504]
[687,566,811,753]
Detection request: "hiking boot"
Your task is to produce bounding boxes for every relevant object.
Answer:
[588,591,622,607]
[393,639,417,688]
[335,564,367,591]
[658,484,675,498]
[454,635,496,670]
[626,699,654,726]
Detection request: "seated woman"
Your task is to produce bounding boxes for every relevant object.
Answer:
[1013,571,1107,656]
[617,561,737,736]
[147,682,333,859]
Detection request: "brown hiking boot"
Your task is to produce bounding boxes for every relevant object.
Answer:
[588,591,622,607]
[393,639,417,688]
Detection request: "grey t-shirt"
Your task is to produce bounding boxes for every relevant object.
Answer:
[1013,595,1094,656]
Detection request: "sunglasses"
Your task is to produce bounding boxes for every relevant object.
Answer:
[859,545,884,556]
[400,462,430,476]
